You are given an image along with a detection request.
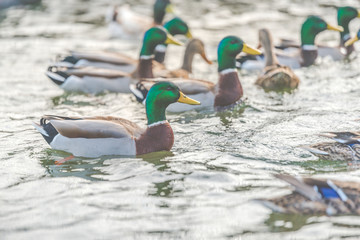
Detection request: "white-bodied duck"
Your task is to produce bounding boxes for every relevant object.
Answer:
[46,27,183,94]
[33,81,200,158]
[238,16,343,70]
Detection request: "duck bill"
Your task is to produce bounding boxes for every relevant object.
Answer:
[344,36,359,47]
[185,30,193,39]
[327,24,343,32]
[200,50,213,65]
[165,34,183,46]
[165,4,175,13]
[177,92,200,105]
[358,10,360,18]
[242,43,262,55]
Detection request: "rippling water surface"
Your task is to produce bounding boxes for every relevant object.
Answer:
[1,0,360,239]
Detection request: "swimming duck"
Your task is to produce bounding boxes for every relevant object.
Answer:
[46,27,183,94]
[57,17,193,72]
[131,36,261,112]
[238,16,343,70]
[32,81,200,158]
[258,174,360,215]
[344,28,360,48]
[302,131,360,161]
[107,0,174,39]
[255,28,300,92]
[277,7,360,60]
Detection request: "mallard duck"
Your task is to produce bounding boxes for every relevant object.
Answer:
[130,36,262,112]
[57,17,193,72]
[32,81,200,158]
[302,131,360,161]
[238,16,343,70]
[107,0,173,39]
[344,28,360,48]
[46,27,183,94]
[277,7,360,60]
[255,28,300,92]
[258,174,360,216]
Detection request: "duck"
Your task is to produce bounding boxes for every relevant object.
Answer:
[255,28,300,92]
[56,17,193,72]
[238,16,344,70]
[32,81,200,158]
[344,28,360,48]
[258,174,360,216]
[301,131,360,161]
[130,36,262,112]
[46,27,183,94]
[107,0,173,39]
[276,7,360,61]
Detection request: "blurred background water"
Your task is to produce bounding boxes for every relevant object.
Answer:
[1,0,360,239]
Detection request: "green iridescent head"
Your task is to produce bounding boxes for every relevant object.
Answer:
[301,16,343,45]
[154,0,172,24]
[164,17,192,38]
[337,7,360,36]
[217,36,261,72]
[140,27,182,57]
[145,81,200,125]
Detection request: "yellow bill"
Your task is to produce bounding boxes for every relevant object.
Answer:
[344,36,359,47]
[242,43,262,55]
[327,24,344,32]
[177,92,200,105]
[358,10,360,18]
[185,30,193,39]
[165,33,183,46]
[165,4,175,13]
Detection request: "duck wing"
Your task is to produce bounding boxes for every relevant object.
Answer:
[70,50,138,65]
[41,115,144,139]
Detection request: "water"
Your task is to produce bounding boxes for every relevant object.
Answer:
[1,0,360,239]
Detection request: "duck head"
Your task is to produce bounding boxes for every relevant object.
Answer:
[154,0,173,25]
[344,29,360,47]
[140,27,182,58]
[164,17,192,39]
[146,81,200,125]
[301,16,343,46]
[338,6,360,37]
[217,36,261,72]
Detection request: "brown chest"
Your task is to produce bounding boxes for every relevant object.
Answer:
[214,72,243,107]
[301,49,318,67]
[135,122,174,155]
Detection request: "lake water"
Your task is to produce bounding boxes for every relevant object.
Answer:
[1,0,360,239]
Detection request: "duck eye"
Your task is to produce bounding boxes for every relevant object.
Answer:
[166,86,173,91]
[230,40,237,44]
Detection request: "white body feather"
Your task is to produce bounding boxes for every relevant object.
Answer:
[61,75,132,94]
[74,59,137,72]
[166,92,215,112]
[50,134,136,158]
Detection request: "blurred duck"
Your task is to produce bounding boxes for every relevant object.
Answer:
[258,174,360,215]
[344,28,360,48]
[46,27,183,94]
[302,131,360,161]
[32,82,200,158]
[107,0,174,39]
[238,16,343,70]
[0,0,41,9]
[277,7,360,60]
[255,28,300,92]
[57,17,193,73]
[131,36,261,112]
